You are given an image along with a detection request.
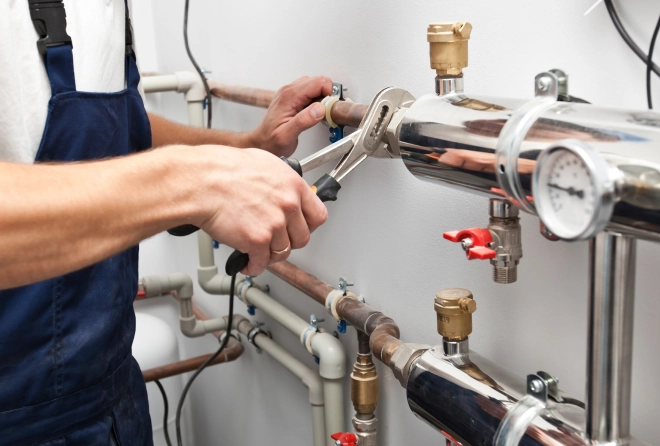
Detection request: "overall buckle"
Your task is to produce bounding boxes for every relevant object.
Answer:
[28,0,72,55]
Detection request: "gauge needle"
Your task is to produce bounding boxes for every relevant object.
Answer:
[548,183,584,199]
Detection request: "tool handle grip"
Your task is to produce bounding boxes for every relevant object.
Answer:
[311,174,342,202]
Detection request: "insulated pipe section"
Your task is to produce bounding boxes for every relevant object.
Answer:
[233,315,326,446]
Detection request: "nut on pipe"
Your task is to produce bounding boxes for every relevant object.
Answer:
[434,288,476,341]
[427,22,472,76]
[350,353,378,415]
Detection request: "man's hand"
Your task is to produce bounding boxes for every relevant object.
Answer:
[194,146,328,276]
[249,76,333,158]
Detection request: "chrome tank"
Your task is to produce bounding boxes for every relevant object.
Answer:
[398,93,660,241]
[406,345,588,446]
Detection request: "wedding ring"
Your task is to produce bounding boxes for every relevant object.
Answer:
[270,243,291,255]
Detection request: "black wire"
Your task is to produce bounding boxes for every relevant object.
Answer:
[604,0,660,77]
[154,380,173,446]
[183,0,213,129]
[647,11,660,109]
[175,274,236,446]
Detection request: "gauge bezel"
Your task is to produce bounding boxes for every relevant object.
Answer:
[532,139,615,241]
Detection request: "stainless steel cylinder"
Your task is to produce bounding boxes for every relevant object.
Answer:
[587,232,636,443]
[406,345,589,446]
[397,93,660,241]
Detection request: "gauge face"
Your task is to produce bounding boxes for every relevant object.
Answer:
[533,141,614,240]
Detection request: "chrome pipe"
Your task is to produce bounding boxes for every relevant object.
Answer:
[587,232,636,443]
[405,342,650,446]
[397,93,660,241]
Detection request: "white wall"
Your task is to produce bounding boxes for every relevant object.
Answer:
[132,1,660,444]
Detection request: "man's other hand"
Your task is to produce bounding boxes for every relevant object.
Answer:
[250,76,333,158]
[195,146,328,276]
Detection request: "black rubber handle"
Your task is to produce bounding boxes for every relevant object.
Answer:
[312,174,342,202]
[280,156,302,176]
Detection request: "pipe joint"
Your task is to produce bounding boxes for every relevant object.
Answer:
[326,290,358,321]
[311,332,346,380]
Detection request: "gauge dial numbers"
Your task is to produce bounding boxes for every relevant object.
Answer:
[533,140,615,241]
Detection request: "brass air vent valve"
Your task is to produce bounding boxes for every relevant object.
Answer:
[434,288,477,341]
[428,21,472,95]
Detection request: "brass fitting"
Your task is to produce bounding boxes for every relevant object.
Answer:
[427,22,472,77]
[434,288,477,341]
[350,353,378,416]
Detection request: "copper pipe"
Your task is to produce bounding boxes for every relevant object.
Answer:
[143,341,243,383]
[208,81,367,128]
[267,261,403,367]
[267,261,334,305]
[209,81,274,109]
[137,290,244,381]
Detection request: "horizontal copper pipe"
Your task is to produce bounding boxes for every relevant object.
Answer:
[138,290,244,381]
[143,341,243,383]
[208,81,367,128]
[267,261,403,367]
[267,261,335,305]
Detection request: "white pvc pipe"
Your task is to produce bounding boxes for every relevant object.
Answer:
[244,287,311,336]
[187,101,205,129]
[322,378,345,444]
[142,74,179,93]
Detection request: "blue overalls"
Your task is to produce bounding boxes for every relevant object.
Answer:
[0,1,153,444]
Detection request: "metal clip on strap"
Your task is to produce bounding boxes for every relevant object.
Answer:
[493,374,548,446]
[28,0,72,55]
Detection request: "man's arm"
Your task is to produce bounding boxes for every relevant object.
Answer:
[0,145,327,289]
[150,76,332,157]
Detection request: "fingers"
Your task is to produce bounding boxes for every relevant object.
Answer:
[300,183,328,233]
[268,225,292,265]
[286,76,333,105]
[277,102,326,142]
[286,207,311,250]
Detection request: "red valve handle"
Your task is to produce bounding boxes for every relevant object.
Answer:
[136,290,146,298]
[443,228,497,260]
[331,432,358,446]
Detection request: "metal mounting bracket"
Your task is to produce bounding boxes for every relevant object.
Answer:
[495,71,559,214]
[493,373,549,446]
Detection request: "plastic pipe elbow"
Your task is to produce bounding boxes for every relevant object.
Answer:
[180,315,229,338]
[311,332,346,380]
[197,267,240,296]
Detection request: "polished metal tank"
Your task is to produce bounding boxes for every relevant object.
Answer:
[397,92,660,241]
[407,343,587,446]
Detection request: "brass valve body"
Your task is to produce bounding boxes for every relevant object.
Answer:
[350,353,379,415]
[428,22,472,76]
[434,288,477,341]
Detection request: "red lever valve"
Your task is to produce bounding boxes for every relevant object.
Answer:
[443,227,496,260]
[331,432,358,446]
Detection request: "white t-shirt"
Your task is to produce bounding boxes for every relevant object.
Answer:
[0,0,143,164]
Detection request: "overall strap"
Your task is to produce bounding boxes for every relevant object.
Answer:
[123,0,140,91]
[28,0,76,95]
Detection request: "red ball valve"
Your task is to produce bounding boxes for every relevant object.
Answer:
[331,432,358,446]
[443,227,496,260]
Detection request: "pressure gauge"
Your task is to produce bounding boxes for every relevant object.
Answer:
[533,139,615,240]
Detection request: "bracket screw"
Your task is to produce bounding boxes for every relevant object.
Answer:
[529,379,544,393]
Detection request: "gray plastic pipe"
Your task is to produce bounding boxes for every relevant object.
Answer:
[234,315,326,446]
[196,233,346,445]
[141,272,229,338]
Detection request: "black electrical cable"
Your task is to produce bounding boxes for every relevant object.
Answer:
[183,0,213,128]
[174,274,236,446]
[604,0,660,77]
[154,380,173,446]
[646,12,660,109]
